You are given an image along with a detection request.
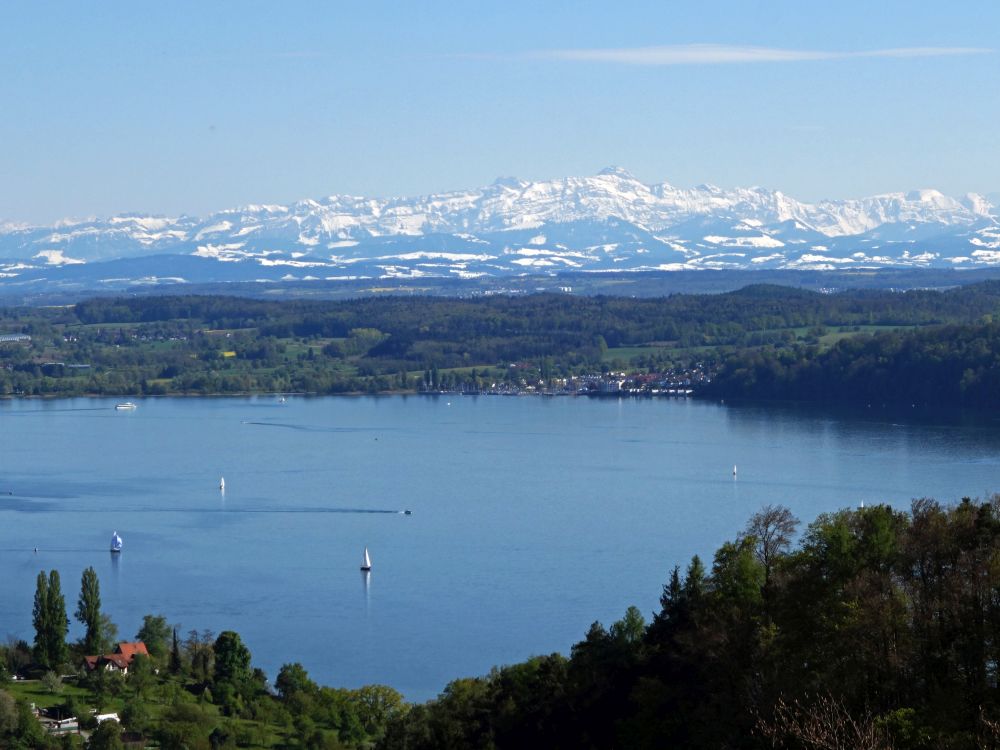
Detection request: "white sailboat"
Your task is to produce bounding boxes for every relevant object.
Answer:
[360,547,372,571]
[110,531,123,553]
[219,477,225,491]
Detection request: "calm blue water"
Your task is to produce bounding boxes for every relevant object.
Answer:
[2,395,1000,700]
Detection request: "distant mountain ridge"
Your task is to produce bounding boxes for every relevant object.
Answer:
[1,168,998,291]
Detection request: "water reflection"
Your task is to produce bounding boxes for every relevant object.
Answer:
[361,570,371,615]
[107,548,121,602]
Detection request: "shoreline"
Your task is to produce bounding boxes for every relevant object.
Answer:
[0,388,698,401]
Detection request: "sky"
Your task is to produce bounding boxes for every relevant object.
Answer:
[1,1,998,224]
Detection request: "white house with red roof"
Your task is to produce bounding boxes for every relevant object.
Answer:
[82,641,149,676]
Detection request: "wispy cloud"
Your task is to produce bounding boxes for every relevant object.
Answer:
[530,44,992,66]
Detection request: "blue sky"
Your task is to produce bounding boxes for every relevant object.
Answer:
[1,1,998,223]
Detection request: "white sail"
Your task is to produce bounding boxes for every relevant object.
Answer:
[362,547,372,569]
[219,477,225,491]
[110,531,123,552]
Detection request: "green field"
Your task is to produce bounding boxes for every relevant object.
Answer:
[5,677,96,711]
[3,676,292,748]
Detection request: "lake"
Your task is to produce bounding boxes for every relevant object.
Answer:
[2,395,1000,700]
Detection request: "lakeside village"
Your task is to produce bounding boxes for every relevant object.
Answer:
[416,362,713,397]
[1,331,714,398]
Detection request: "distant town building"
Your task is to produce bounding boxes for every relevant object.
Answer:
[598,378,624,394]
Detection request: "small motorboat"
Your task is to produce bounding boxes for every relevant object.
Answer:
[115,402,137,410]
[110,531,123,553]
[360,547,372,571]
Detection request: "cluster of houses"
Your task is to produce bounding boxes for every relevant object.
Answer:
[445,364,713,397]
[32,641,149,739]
[589,368,710,395]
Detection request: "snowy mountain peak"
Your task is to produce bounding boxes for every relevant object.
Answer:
[962,192,995,217]
[491,176,524,188]
[905,188,949,204]
[597,165,638,179]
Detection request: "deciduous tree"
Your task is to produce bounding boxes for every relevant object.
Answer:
[213,630,252,708]
[75,566,102,655]
[135,614,173,661]
[32,570,68,669]
[741,504,799,584]
[88,717,125,750]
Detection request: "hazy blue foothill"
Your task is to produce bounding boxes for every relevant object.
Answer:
[2,395,1000,700]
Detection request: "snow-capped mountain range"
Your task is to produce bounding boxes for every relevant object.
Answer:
[1,167,998,288]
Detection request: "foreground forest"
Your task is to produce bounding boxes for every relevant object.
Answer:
[3,281,1000,401]
[6,498,1000,748]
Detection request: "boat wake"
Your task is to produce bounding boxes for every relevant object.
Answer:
[0,547,116,553]
[4,407,109,416]
[9,506,410,515]
[240,421,386,433]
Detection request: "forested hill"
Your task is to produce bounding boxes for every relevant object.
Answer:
[704,322,1000,408]
[69,281,1000,341]
[3,281,1000,397]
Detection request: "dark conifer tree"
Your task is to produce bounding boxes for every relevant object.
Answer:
[170,628,182,675]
